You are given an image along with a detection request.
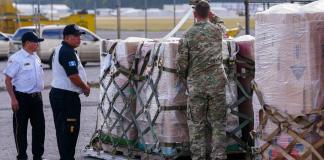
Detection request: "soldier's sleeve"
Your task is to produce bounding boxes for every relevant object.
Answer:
[210,15,227,34]
[176,38,189,80]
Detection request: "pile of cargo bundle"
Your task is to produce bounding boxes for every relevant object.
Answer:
[98,37,191,158]
[93,35,256,159]
[223,35,256,154]
[253,1,324,159]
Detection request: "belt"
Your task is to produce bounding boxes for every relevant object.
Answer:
[15,91,41,98]
[51,87,80,95]
[29,92,41,97]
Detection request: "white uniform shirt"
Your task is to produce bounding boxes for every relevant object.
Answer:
[3,49,44,93]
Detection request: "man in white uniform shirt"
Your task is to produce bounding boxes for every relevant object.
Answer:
[49,24,90,160]
[3,32,45,160]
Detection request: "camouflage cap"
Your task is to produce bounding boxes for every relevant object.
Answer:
[189,0,210,6]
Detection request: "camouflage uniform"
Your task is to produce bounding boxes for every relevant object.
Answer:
[176,12,227,160]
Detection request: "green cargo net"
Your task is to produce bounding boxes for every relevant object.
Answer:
[87,40,190,159]
[223,40,255,157]
[86,39,256,159]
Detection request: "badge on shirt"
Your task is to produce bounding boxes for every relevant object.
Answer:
[22,62,33,70]
[68,61,77,67]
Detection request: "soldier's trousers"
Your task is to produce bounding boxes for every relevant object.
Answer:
[50,88,81,160]
[187,87,227,160]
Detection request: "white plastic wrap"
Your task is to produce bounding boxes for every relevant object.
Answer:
[222,39,241,146]
[136,39,189,152]
[234,35,255,146]
[98,35,253,156]
[254,2,324,159]
[300,0,324,13]
[261,3,301,14]
[99,37,189,156]
[234,35,255,61]
[135,40,159,146]
[99,38,147,141]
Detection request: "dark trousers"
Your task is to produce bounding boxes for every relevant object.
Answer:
[13,91,45,160]
[49,88,81,160]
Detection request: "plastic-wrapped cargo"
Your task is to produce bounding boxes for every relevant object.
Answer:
[253,2,324,159]
[234,35,255,62]
[135,38,242,156]
[97,36,252,158]
[99,38,149,146]
[133,40,157,149]
[135,38,242,155]
[136,38,189,156]
[302,0,324,109]
[99,37,190,157]
[222,39,241,149]
[234,35,255,146]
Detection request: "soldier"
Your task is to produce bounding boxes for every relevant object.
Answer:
[189,0,227,34]
[176,1,227,160]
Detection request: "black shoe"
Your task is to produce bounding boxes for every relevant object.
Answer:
[17,155,28,160]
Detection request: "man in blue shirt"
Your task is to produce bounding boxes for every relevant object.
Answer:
[50,24,90,160]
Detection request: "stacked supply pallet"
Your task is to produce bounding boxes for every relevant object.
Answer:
[253,1,324,159]
[99,38,149,152]
[136,38,190,157]
[94,36,255,159]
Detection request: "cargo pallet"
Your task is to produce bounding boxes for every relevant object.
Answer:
[84,146,189,160]
[83,144,249,160]
[85,35,256,160]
